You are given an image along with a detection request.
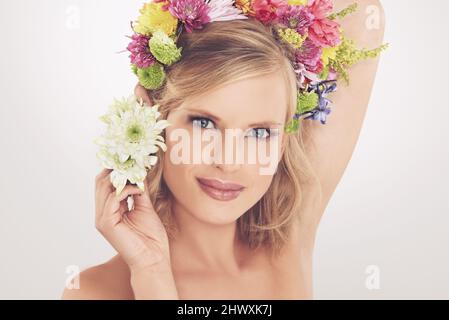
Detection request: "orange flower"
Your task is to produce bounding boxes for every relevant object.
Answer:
[235,0,256,17]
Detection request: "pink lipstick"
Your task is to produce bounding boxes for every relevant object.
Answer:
[196,177,245,201]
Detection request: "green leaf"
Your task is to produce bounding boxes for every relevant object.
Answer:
[297,92,319,114]
[285,119,300,134]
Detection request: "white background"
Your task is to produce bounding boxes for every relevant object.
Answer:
[0,0,448,299]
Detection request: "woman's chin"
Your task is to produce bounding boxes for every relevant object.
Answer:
[188,199,244,225]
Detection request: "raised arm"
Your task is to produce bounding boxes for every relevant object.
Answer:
[300,0,386,229]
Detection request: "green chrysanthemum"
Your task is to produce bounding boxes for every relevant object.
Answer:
[285,91,320,134]
[131,64,138,76]
[149,30,182,66]
[297,91,319,114]
[137,63,166,90]
[126,122,146,143]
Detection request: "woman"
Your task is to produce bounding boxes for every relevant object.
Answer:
[62,0,385,300]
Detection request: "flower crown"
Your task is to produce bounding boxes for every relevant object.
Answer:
[126,0,387,134]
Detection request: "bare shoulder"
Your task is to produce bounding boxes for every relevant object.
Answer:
[61,255,134,300]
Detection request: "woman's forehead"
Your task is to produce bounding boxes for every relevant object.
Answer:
[177,72,288,126]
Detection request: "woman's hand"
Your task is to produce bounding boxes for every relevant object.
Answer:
[95,169,171,274]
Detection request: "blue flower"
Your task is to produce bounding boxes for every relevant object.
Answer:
[304,104,332,124]
[299,80,337,125]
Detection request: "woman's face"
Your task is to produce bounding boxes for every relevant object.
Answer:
[162,71,288,225]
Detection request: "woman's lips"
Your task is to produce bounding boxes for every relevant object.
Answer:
[196,177,245,201]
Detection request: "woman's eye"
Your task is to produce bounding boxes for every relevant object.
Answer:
[191,117,215,129]
[247,128,271,139]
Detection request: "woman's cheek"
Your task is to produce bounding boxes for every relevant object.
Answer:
[243,165,275,201]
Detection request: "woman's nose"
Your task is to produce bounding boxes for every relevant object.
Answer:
[213,162,242,173]
[210,134,244,172]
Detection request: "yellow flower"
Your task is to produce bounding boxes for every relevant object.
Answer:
[277,28,306,49]
[134,2,178,37]
[288,0,308,6]
[321,46,338,67]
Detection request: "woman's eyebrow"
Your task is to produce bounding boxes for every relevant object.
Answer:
[248,121,283,128]
[184,108,221,123]
[184,108,283,127]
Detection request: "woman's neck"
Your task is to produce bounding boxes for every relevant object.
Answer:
[169,201,247,276]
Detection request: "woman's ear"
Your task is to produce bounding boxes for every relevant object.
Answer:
[135,83,153,106]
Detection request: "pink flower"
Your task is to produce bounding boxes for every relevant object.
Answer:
[293,61,320,87]
[252,0,288,25]
[326,68,338,81]
[307,0,333,19]
[308,17,341,47]
[168,0,211,33]
[276,5,314,35]
[305,0,341,47]
[127,33,156,69]
[307,57,323,74]
[295,38,323,74]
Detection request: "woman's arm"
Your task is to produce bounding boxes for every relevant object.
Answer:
[301,0,386,229]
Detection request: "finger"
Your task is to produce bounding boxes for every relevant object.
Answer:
[96,170,114,202]
[98,171,117,195]
[99,171,114,187]
[116,185,144,202]
[133,178,155,211]
[132,191,154,211]
[119,199,129,214]
[134,83,153,106]
[103,185,144,220]
[95,172,114,220]
[95,169,112,184]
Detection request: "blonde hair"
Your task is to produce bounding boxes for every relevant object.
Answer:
[145,18,321,258]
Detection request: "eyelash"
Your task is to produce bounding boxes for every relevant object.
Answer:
[188,116,277,139]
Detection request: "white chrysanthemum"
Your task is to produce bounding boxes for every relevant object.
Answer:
[206,0,248,22]
[95,95,170,195]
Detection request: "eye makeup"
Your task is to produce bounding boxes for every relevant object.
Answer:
[186,114,280,139]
